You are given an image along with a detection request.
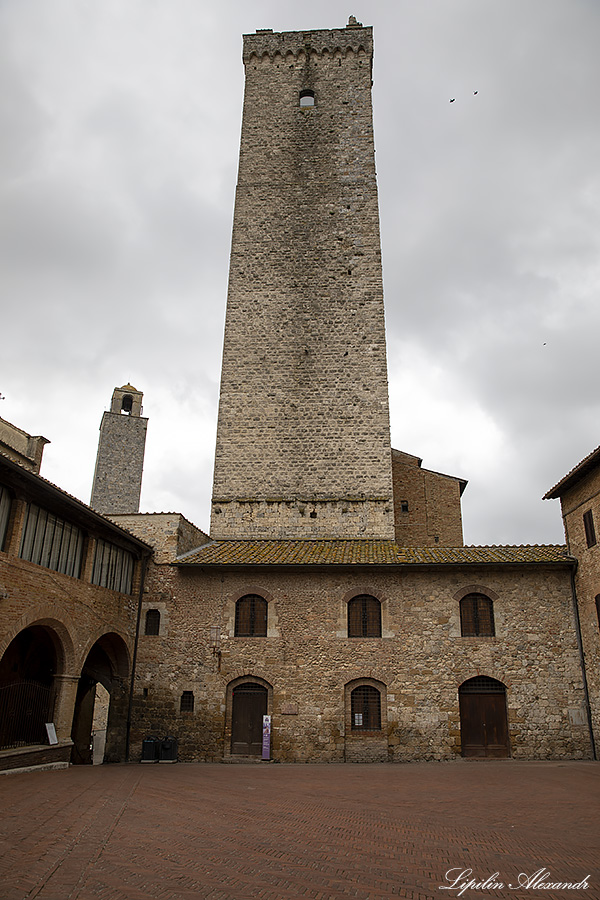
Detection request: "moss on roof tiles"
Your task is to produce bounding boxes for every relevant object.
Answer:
[176,540,572,567]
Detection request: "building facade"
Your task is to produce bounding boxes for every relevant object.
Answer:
[122,22,594,764]
[0,446,151,772]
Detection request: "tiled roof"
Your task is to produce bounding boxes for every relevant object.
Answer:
[544,444,600,499]
[176,540,572,567]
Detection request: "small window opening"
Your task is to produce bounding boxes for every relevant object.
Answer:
[180,691,194,713]
[400,501,409,513]
[584,510,596,548]
[299,89,315,107]
[121,394,133,415]
[595,595,600,631]
[145,609,160,636]
[143,687,148,699]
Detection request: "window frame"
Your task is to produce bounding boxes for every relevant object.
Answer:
[584,510,596,548]
[460,593,495,637]
[347,595,382,638]
[350,685,382,731]
[144,609,161,636]
[234,594,268,637]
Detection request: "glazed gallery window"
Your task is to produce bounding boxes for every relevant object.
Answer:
[0,484,12,551]
[351,685,381,731]
[92,539,134,594]
[19,502,84,578]
[234,594,268,636]
[348,595,382,637]
[144,609,160,636]
[460,593,495,637]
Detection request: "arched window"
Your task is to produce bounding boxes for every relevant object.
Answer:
[348,595,381,637]
[121,394,133,414]
[299,89,315,107]
[144,609,160,636]
[180,691,194,712]
[460,593,495,637]
[235,594,267,637]
[350,685,381,730]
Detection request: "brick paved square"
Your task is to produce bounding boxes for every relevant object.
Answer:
[0,761,598,900]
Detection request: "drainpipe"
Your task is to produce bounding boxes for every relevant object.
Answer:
[125,553,150,762]
[569,566,597,760]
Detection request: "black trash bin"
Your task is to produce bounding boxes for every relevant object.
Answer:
[159,735,178,763]
[140,735,160,763]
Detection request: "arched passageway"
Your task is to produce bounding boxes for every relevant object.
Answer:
[0,626,62,749]
[71,633,129,765]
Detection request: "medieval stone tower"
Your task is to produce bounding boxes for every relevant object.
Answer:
[211,19,394,540]
[90,384,148,515]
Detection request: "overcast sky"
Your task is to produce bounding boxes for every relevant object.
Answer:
[2,0,599,545]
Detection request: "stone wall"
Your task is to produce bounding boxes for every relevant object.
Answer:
[90,411,148,515]
[554,464,600,753]
[130,559,591,762]
[392,450,465,547]
[109,513,209,564]
[211,23,394,540]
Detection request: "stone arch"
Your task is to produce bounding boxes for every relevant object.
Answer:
[0,612,75,677]
[71,631,131,765]
[225,586,279,638]
[458,676,510,758]
[338,586,390,637]
[0,621,70,750]
[224,675,273,759]
[343,677,388,762]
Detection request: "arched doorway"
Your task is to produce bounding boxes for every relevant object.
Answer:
[459,676,509,758]
[71,633,129,765]
[230,682,268,756]
[0,626,61,749]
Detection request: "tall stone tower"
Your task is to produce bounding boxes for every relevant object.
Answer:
[211,19,394,540]
[90,384,148,515]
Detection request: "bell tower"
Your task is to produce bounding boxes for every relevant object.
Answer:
[90,384,148,515]
[211,20,394,540]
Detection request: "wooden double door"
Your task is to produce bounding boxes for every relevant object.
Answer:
[459,677,509,758]
[231,684,267,756]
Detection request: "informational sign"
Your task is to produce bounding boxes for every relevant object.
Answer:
[45,723,58,745]
[262,715,271,760]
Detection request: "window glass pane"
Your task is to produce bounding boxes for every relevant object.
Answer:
[0,486,12,550]
[92,539,134,594]
[19,503,83,577]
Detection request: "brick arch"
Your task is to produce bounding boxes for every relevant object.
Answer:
[0,612,75,676]
[78,630,131,683]
[453,584,499,603]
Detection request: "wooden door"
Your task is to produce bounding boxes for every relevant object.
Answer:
[231,684,267,755]
[459,681,509,758]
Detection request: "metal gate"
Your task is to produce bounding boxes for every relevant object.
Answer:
[0,681,54,749]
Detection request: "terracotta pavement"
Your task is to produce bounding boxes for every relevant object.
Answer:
[1,760,598,900]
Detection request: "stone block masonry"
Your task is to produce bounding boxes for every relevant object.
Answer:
[211,23,394,539]
[90,385,148,515]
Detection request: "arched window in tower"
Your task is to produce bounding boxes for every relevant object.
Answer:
[351,685,381,730]
[121,394,133,414]
[144,609,160,636]
[348,595,381,637]
[460,593,495,637]
[235,594,268,636]
[299,89,315,107]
